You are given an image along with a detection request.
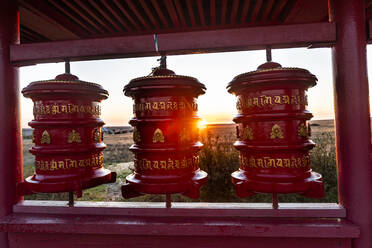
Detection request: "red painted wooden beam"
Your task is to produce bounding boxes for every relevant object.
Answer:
[240,0,250,23]
[230,0,239,24]
[158,22,335,54]
[7,233,355,248]
[368,19,372,40]
[112,0,141,30]
[139,0,160,30]
[13,201,347,218]
[42,0,93,35]
[151,0,169,28]
[18,0,85,37]
[367,7,372,20]
[0,213,359,238]
[126,0,151,30]
[197,0,206,26]
[89,0,123,32]
[19,5,79,40]
[74,0,114,33]
[0,1,22,247]
[100,1,133,32]
[186,0,197,26]
[271,0,288,21]
[173,0,187,27]
[261,0,275,21]
[330,0,372,248]
[164,0,180,28]
[61,0,106,34]
[285,0,305,23]
[210,0,216,26]
[251,0,263,22]
[221,0,228,24]
[10,22,336,65]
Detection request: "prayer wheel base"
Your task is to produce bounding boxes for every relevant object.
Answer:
[23,168,116,198]
[232,170,324,198]
[122,170,207,199]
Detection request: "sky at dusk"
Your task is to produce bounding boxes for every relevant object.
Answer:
[19,47,372,128]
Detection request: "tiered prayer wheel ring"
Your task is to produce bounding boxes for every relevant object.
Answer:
[22,73,116,197]
[122,67,207,199]
[227,61,324,198]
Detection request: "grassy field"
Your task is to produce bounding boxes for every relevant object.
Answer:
[22,119,337,203]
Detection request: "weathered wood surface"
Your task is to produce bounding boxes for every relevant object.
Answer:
[8,233,353,248]
[13,201,346,218]
[2,213,359,238]
[10,22,335,65]
[1,202,359,248]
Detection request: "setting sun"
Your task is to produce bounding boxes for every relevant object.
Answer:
[198,120,208,129]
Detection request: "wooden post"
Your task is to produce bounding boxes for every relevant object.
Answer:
[330,0,372,247]
[0,1,21,247]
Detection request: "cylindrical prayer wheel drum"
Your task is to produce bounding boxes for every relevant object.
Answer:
[22,73,116,197]
[122,65,207,199]
[227,61,324,198]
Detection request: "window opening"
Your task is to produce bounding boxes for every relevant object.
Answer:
[20,48,337,205]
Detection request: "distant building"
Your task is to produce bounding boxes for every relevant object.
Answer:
[102,126,133,134]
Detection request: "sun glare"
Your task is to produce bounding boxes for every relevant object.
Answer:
[198,120,208,129]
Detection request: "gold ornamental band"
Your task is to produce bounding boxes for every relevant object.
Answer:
[35,154,103,171]
[135,156,199,171]
[240,154,310,169]
[34,103,101,116]
[134,101,198,112]
[236,94,308,110]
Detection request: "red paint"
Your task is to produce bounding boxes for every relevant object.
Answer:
[21,73,116,197]
[0,211,359,238]
[6,234,353,248]
[13,201,347,218]
[122,64,207,198]
[227,61,324,198]
[9,22,336,66]
[0,0,20,247]
[0,1,369,247]
[330,0,372,247]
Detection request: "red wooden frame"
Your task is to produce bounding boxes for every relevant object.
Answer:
[0,0,371,247]
[1,202,359,247]
[10,22,335,65]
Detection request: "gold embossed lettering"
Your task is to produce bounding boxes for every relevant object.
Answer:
[50,160,57,171]
[283,159,291,168]
[276,159,283,167]
[153,161,159,169]
[274,96,281,104]
[159,102,166,110]
[282,95,290,104]
[145,102,151,110]
[167,101,173,110]
[167,159,174,170]
[160,160,167,169]
[257,159,263,168]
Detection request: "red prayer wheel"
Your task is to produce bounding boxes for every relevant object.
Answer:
[227,61,324,198]
[121,61,207,199]
[21,72,116,197]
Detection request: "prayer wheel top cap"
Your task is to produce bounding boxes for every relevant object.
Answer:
[227,61,317,93]
[22,73,109,100]
[123,67,206,97]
